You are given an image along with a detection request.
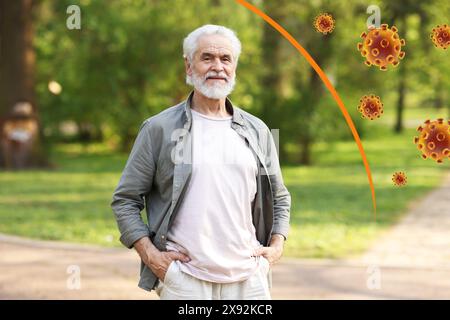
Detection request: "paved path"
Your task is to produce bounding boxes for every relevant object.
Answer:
[360,172,450,269]
[1,172,449,299]
[0,235,152,299]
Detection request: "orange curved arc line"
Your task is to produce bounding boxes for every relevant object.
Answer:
[236,0,377,219]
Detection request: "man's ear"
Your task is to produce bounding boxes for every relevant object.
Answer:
[184,57,193,77]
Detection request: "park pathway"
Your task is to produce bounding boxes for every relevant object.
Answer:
[1,172,449,299]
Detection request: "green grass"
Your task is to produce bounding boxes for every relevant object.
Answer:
[0,107,448,258]
[0,144,125,246]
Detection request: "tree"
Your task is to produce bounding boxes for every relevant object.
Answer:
[0,0,46,168]
[385,0,429,133]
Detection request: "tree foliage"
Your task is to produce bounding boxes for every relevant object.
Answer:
[28,0,449,162]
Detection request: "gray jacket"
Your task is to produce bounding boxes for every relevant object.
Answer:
[111,91,291,291]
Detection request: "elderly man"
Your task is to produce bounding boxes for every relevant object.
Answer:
[111,24,291,300]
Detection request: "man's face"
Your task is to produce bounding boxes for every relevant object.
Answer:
[185,34,237,99]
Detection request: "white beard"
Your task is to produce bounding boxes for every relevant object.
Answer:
[186,71,236,99]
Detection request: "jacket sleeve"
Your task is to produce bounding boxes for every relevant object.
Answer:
[264,127,291,240]
[111,120,155,249]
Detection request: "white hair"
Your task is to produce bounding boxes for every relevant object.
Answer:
[182,24,242,63]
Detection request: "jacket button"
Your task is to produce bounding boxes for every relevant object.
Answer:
[161,235,165,239]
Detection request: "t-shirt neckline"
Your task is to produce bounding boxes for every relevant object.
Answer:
[191,108,232,121]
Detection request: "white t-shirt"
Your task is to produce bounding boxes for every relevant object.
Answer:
[166,108,263,283]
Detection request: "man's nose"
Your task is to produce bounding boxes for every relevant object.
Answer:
[211,58,224,72]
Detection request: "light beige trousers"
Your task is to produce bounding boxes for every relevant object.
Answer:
[155,258,272,300]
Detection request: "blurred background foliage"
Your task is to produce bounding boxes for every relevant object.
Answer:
[30,0,449,160]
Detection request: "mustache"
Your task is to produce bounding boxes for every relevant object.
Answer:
[204,72,229,82]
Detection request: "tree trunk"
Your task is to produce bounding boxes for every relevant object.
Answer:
[299,136,311,165]
[294,35,330,165]
[260,1,287,161]
[0,0,47,168]
[296,70,321,166]
[394,16,407,134]
[394,64,406,133]
[260,2,286,124]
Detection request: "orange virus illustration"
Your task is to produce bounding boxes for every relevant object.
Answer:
[414,119,450,163]
[358,94,384,120]
[314,13,335,35]
[430,24,450,49]
[357,24,406,70]
[392,172,407,187]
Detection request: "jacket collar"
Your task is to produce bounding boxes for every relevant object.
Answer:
[182,91,245,130]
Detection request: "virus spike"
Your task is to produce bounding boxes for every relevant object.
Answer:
[437,133,445,141]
